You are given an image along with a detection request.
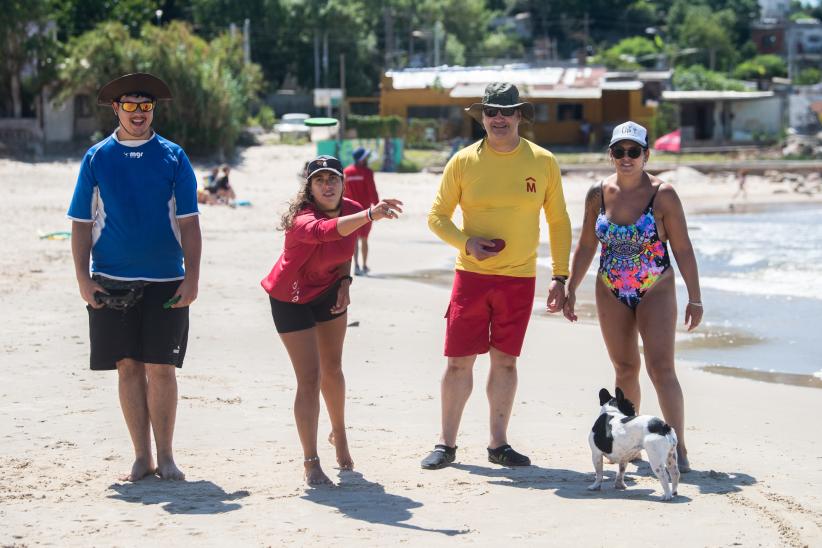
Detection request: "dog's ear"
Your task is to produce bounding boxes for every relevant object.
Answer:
[615,387,637,416]
[599,388,612,405]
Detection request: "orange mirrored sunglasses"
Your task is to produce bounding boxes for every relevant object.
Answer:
[118,101,155,113]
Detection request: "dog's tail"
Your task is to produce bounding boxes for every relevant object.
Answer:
[647,417,672,436]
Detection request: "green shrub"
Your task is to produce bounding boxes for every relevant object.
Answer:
[732,55,787,80]
[57,21,263,157]
[347,115,403,138]
[406,118,442,149]
[396,157,421,173]
[673,65,747,91]
[795,68,822,86]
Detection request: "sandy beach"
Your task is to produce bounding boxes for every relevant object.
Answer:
[1,143,821,547]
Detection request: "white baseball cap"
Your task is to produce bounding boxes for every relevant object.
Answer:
[609,121,648,148]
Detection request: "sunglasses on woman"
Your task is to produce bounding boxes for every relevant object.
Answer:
[118,101,155,113]
[483,106,518,117]
[611,145,644,159]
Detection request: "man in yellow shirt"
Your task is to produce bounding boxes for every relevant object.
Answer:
[421,83,572,469]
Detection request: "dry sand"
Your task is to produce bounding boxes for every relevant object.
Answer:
[1,143,821,547]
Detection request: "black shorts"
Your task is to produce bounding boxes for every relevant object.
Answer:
[87,279,189,370]
[269,279,346,334]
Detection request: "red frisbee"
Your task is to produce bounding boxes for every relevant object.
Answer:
[484,239,506,252]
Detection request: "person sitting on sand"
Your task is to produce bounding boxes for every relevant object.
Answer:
[205,164,236,205]
[562,121,703,472]
[67,72,201,482]
[261,155,402,486]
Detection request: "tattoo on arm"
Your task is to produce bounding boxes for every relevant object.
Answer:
[582,184,602,228]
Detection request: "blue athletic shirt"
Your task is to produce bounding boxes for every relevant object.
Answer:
[67,132,199,281]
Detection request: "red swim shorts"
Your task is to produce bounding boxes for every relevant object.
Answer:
[443,270,536,357]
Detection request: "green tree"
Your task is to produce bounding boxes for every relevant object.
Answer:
[669,3,738,70]
[595,36,659,70]
[0,0,58,117]
[49,0,164,40]
[58,21,263,156]
[732,54,787,80]
[794,68,822,86]
[673,64,747,91]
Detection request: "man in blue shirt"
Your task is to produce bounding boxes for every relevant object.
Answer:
[68,73,201,482]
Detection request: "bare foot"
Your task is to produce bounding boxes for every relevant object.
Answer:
[119,457,156,482]
[677,447,691,473]
[328,431,354,470]
[304,460,334,487]
[157,458,186,481]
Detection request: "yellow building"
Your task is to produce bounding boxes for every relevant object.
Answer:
[377,65,657,147]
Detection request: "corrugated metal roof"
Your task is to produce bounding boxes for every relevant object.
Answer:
[385,65,609,91]
[662,90,775,101]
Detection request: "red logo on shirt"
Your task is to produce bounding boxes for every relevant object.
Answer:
[525,177,536,193]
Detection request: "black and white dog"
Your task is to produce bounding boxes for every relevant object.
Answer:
[589,387,679,500]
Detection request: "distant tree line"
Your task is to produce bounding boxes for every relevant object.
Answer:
[3,0,821,153]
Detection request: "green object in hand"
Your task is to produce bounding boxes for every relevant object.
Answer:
[163,295,181,309]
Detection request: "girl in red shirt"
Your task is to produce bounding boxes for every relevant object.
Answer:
[262,155,402,486]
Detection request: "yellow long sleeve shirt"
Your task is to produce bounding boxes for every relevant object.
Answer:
[428,138,571,277]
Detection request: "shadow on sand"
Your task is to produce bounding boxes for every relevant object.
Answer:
[108,478,249,514]
[452,462,757,503]
[301,470,468,536]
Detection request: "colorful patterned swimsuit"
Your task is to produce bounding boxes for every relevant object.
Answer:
[595,182,671,309]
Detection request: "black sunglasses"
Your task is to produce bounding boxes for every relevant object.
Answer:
[483,106,518,118]
[611,145,645,159]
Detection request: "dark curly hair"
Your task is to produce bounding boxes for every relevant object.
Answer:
[278,172,343,231]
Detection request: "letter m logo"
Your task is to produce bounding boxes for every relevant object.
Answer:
[525,177,536,193]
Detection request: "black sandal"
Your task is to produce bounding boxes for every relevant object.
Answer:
[421,444,457,470]
[487,444,531,467]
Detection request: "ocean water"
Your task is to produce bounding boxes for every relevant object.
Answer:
[679,205,822,377]
[539,204,822,378]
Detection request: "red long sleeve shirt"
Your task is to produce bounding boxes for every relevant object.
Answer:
[262,198,363,303]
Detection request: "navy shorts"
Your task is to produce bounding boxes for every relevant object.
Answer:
[269,279,346,334]
[87,279,189,370]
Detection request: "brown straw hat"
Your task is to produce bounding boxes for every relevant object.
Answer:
[97,73,173,105]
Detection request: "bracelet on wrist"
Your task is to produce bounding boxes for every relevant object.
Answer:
[366,207,374,222]
[688,301,702,307]
[341,275,353,284]
[551,276,568,284]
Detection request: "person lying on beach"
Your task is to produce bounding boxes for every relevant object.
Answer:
[562,121,703,472]
[261,155,402,486]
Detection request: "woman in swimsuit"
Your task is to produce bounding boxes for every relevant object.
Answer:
[563,122,702,471]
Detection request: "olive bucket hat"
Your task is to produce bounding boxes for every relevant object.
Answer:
[96,72,173,106]
[465,82,535,124]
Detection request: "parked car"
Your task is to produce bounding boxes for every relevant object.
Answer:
[274,113,311,140]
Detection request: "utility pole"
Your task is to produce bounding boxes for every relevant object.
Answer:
[434,21,443,66]
[322,31,329,89]
[384,8,395,69]
[339,54,346,139]
[314,30,320,91]
[243,18,250,64]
